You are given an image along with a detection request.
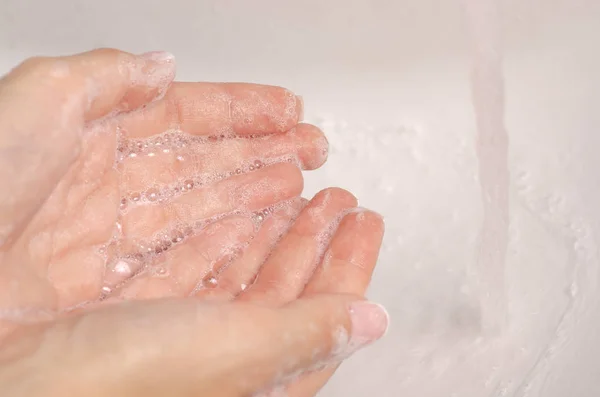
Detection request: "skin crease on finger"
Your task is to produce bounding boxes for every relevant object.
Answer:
[0,49,389,397]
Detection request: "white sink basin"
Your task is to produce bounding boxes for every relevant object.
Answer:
[1,1,599,395]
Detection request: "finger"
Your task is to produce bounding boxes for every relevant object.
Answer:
[109,215,255,300]
[303,209,385,296]
[118,82,303,138]
[118,162,303,255]
[198,198,307,301]
[31,295,388,396]
[118,123,328,193]
[239,188,357,305]
[282,210,385,396]
[0,48,175,247]
[2,48,175,122]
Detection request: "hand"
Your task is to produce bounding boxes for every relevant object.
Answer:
[0,49,388,396]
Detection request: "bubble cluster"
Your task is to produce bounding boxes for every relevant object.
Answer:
[116,130,194,162]
[254,207,271,223]
[116,132,275,209]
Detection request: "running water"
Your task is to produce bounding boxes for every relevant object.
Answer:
[462,0,510,334]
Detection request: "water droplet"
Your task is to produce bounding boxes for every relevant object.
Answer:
[256,213,264,222]
[128,152,137,158]
[101,286,112,294]
[130,193,141,202]
[176,155,185,162]
[147,152,156,157]
[202,272,218,288]
[183,180,194,191]
[119,198,128,210]
[254,160,263,169]
[249,165,255,171]
[235,168,242,174]
[155,266,168,276]
[240,283,247,291]
[171,230,184,244]
[146,188,159,202]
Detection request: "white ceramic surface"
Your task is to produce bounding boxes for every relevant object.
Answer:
[1,1,600,396]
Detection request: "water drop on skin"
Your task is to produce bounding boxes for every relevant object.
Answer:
[155,266,168,277]
[202,272,218,288]
[183,180,194,191]
[171,230,184,244]
[146,188,159,202]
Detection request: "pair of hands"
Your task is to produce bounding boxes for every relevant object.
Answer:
[0,49,387,396]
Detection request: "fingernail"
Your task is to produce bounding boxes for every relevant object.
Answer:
[296,95,304,121]
[348,301,389,347]
[139,51,175,63]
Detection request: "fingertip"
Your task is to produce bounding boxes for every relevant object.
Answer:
[347,301,390,348]
[294,123,329,170]
[314,187,358,208]
[346,208,385,232]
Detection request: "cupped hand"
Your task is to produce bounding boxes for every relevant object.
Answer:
[0,49,387,397]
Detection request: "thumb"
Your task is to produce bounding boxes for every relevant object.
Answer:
[0,48,175,246]
[234,295,390,395]
[10,296,389,397]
